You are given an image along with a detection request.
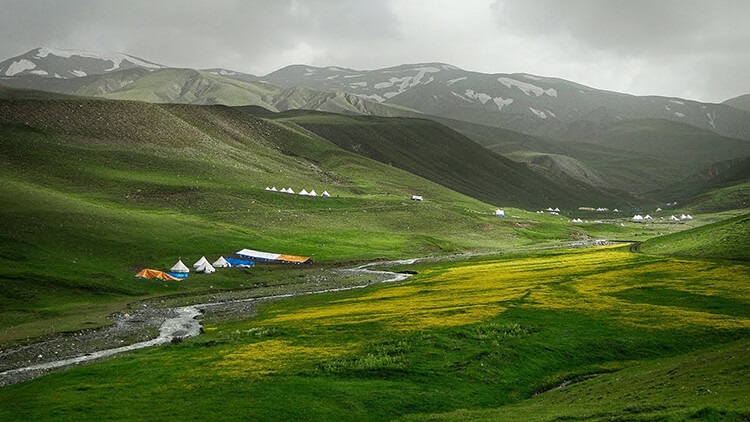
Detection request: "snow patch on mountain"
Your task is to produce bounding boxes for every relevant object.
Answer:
[212,69,237,76]
[349,81,368,87]
[326,74,340,80]
[375,77,409,89]
[465,89,491,104]
[359,93,385,103]
[35,47,162,71]
[523,74,542,81]
[529,107,547,119]
[451,91,472,103]
[447,76,467,86]
[5,59,36,76]
[498,77,557,97]
[707,112,716,129]
[493,97,513,111]
[674,112,685,118]
[669,99,685,105]
[70,70,87,77]
[30,70,48,76]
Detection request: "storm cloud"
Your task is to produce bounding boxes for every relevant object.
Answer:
[1,0,748,102]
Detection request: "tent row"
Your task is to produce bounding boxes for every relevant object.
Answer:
[265,187,331,197]
[136,255,249,281]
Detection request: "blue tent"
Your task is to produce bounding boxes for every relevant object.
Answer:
[225,257,255,268]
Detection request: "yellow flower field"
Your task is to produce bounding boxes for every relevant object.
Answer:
[214,247,750,375]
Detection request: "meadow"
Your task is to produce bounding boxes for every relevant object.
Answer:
[1,246,747,420]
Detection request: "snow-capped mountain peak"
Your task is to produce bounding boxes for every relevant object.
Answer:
[0,47,165,79]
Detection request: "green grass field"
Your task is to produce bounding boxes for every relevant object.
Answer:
[0,247,747,420]
[2,95,749,420]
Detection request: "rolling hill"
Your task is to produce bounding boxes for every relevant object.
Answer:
[1,93,603,343]
[639,212,750,261]
[269,111,634,208]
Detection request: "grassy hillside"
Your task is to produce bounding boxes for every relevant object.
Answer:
[1,96,612,343]
[1,247,747,419]
[724,93,750,113]
[442,116,750,197]
[270,111,629,209]
[639,212,750,261]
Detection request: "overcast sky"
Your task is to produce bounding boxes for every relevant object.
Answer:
[2,0,748,102]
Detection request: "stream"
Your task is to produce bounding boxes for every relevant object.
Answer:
[0,259,417,386]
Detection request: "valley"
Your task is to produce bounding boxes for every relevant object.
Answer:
[0,47,749,420]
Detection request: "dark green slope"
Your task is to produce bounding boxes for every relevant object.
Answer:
[438,115,750,196]
[269,111,631,209]
[639,212,750,261]
[646,157,750,211]
[724,93,750,113]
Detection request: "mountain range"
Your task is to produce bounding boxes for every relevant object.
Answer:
[2,47,750,208]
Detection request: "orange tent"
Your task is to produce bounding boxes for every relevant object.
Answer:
[135,269,180,281]
[277,254,313,264]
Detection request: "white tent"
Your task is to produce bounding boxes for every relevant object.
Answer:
[321,191,331,197]
[309,189,318,197]
[265,187,271,191]
[683,214,693,220]
[286,188,295,194]
[271,187,278,191]
[193,256,209,269]
[170,260,190,274]
[195,261,216,274]
[670,215,680,221]
[279,188,288,193]
[656,207,663,212]
[554,207,561,212]
[213,256,231,268]
[546,207,554,211]
[495,209,505,217]
[411,195,424,201]
[680,214,688,220]
[299,189,309,196]
[613,208,620,212]
[644,215,653,220]
[632,215,644,221]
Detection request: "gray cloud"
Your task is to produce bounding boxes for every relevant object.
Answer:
[1,0,747,102]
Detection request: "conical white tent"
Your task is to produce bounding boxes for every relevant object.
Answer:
[632,215,644,221]
[271,187,278,191]
[280,188,288,193]
[299,189,309,196]
[193,256,209,269]
[321,191,330,197]
[685,214,693,220]
[195,261,216,274]
[309,189,318,196]
[212,256,231,268]
[170,260,190,273]
[265,187,271,191]
[286,188,294,194]
[644,215,653,220]
[670,215,680,221]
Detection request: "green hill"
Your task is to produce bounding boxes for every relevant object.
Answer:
[724,93,750,113]
[441,116,750,197]
[639,212,750,260]
[269,111,632,209]
[0,96,595,343]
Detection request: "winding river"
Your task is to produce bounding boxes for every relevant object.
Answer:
[0,259,417,386]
